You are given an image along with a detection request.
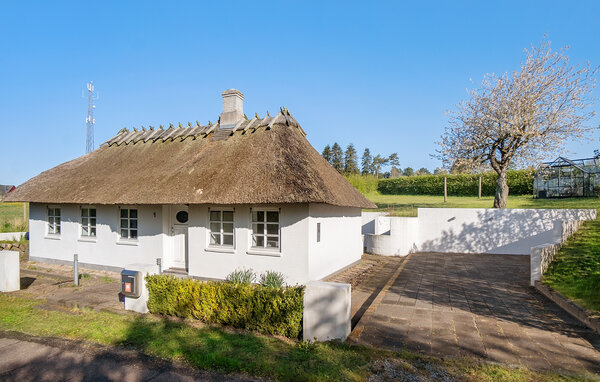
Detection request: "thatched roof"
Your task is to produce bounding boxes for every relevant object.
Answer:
[6,109,375,209]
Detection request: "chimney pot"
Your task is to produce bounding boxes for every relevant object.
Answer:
[220,89,244,128]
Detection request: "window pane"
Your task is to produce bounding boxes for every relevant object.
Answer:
[222,211,233,221]
[267,237,279,248]
[90,218,96,227]
[222,223,233,234]
[210,223,220,233]
[130,230,138,239]
[82,217,88,226]
[267,211,279,222]
[253,235,264,247]
[82,226,89,236]
[253,211,264,222]
[130,219,138,229]
[55,209,61,217]
[48,208,53,217]
[252,223,264,234]
[90,209,96,217]
[121,209,128,218]
[56,224,61,234]
[223,234,233,246]
[210,233,220,245]
[120,219,128,228]
[267,224,278,235]
[55,217,61,226]
[90,227,96,237]
[130,209,137,219]
[82,209,89,217]
[121,229,128,237]
[210,211,220,221]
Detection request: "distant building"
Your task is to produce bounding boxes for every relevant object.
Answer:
[6,90,375,284]
[534,156,600,198]
[0,185,15,201]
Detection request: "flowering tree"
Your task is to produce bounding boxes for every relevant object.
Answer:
[438,39,597,207]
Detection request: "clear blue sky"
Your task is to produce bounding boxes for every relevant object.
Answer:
[1,1,599,185]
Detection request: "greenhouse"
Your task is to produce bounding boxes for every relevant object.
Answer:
[534,156,600,198]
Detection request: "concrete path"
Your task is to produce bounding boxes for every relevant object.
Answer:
[0,332,261,382]
[351,252,600,375]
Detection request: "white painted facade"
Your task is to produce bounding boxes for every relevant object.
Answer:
[364,208,596,256]
[28,202,361,285]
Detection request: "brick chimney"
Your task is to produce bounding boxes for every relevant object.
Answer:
[220,89,244,128]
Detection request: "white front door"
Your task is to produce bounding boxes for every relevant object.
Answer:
[170,205,188,269]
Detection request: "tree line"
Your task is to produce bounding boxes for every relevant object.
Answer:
[321,143,445,178]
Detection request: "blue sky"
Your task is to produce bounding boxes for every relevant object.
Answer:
[1,1,599,185]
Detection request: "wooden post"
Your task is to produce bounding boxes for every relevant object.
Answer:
[23,203,26,221]
[444,176,447,203]
[478,176,482,199]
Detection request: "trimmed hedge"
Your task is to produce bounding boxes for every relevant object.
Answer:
[145,275,304,338]
[377,169,534,196]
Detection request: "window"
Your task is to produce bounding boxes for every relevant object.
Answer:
[317,222,321,242]
[47,207,61,235]
[120,208,138,239]
[81,207,97,237]
[209,210,234,246]
[252,210,279,249]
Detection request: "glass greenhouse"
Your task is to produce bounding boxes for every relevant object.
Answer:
[534,156,600,198]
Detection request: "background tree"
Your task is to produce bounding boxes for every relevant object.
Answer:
[388,153,400,168]
[361,148,373,175]
[416,167,431,175]
[330,142,344,173]
[372,155,389,178]
[390,166,402,178]
[433,167,448,175]
[438,39,597,208]
[403,167,414,176]
[321,145,332,164]
[344,143,359,174]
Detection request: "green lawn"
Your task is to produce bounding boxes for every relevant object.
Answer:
[543,219,600,315]
[0,202,28,232]
[0,294,585,381]
[365,193,600,216]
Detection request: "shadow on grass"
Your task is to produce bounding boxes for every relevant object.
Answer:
[117,314,376,381]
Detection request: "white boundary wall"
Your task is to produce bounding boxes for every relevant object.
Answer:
[364,208,596,256]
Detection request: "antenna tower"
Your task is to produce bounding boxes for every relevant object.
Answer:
[86,81,96,153]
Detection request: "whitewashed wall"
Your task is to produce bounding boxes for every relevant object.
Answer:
[29,203,164,270]
[188,204,310,285]
[307,204,362,281]
[364,208,596,256]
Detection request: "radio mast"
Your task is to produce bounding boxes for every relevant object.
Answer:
[86,81,96,153]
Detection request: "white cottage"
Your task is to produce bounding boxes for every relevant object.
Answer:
[6,90,375,284]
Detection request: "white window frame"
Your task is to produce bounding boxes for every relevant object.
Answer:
[208,209,235,248]
[250,208,280,250]
[119,207,138,241]
[80,206,97,238]
[47,206,61,236]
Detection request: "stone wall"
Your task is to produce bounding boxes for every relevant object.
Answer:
[0,241,28,262]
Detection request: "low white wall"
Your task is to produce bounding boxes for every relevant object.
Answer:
[0,232,26,241]
[303,281,351,342]
[361,212,387,235]
[364,208,596,256]
[0,250,20,292]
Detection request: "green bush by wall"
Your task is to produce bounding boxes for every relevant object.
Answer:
[377,169,534,196]
[145,275,304,338]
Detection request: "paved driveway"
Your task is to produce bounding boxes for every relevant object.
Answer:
[351,253,600,374]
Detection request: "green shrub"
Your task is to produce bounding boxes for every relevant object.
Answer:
[145,275,304,338]
[259,271,286,288]
[226,268,256,284]
[377,169,534,196]
[345,174,379,194]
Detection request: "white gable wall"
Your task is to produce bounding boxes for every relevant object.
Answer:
[29,203,164,269]
[307,204,362,280]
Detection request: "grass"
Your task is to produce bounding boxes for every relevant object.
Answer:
[0,294,584,381]
[0,202,28,232]
[365,193,600,216]
[543,219,600,315]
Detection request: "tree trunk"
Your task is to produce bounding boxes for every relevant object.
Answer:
[493,170,509,208]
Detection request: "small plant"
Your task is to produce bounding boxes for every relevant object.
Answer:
[81,273,91,280]
[259,270,286,288]
[226,268,256,284]
[297,339,318,353]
